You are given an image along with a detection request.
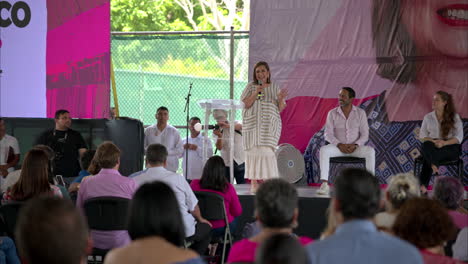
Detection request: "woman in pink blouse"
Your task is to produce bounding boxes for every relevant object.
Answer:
[227,179,313,263]
[190,156,242,237]
[2,149,62,204]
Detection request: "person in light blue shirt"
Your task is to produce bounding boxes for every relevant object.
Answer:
[306,168,423,264]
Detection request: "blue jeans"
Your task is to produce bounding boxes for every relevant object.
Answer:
[211,218,238,238]
[0,237,20,264]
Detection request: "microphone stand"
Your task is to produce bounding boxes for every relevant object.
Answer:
[183,83,193,180]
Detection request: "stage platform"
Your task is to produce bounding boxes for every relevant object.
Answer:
[232,184,468,240]
[233,184,331,240]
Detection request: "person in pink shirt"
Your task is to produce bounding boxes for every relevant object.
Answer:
[76,141,137,250]
[227,179,313,263]
[190,156,242,237]
[433,176,468,229]
[317,87,375,195]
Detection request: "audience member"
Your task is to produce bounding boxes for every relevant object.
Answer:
[76,141,137,250]
[319,199,343,239]
[0,118,20,182]
[130,144,211,255]
[68,149,96,193]
[228,178,312,263]
[190,156,242,237]
[0,236,20,264]
[181,116,213,180]
[2,149,62,204]
[433,176,468,229]
[306,168,422,264]
[394,197,462,264]
[452,227,468,262]
[15,197,90,264]
[144,106,183,172]
[375,173,420,231]
[36,109,88,178]
[104,181,205,264]
[255,233,309,264]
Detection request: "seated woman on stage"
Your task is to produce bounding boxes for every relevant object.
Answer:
[227,179,312,263]
[394,198,462,264]
[104,181,204,264]
[190,156,242,237]
[419,91,463,195]
[375,173,420,232]
[2,149,62,204]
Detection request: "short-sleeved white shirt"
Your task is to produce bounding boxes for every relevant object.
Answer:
[420,111,463,143]
[213,121,245,166]
[130,167,198,237]
[0,134,20,173]
[144,124,183,172]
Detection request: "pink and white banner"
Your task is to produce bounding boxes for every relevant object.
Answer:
[0,0,110,118]
[250,0,468,180]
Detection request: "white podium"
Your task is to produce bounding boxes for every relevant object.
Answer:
[197,99,244,183]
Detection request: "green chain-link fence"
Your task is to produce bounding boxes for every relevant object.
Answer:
[111,33,250,131]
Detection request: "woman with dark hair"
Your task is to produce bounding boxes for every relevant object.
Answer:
[1,149,62,203]
[433,176,468,229]
[104,181,204,264]
[227,179,312,263]
[255,233,309,264]
[241,61,288,192]
[394,197,463,264]
[419,91,463,195]
[190,156,242,237]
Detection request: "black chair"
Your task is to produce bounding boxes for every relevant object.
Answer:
[194,191,233,264]
[83,196,130,264]
[329,157,366,181]
[0,202,25,241]
[413,156,463,181]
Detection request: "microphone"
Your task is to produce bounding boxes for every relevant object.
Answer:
[257,80,264,100]
[194,123,219,132]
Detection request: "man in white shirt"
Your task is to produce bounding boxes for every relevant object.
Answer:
[130,144,212,255]
[181,117,213,180]
[144,106,183,172]
[318,87,375,195]
[212,109,245,184]
[0,118,20,183]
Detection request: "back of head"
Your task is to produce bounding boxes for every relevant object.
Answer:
[256,233,308,264]
[145,144,168,166]
[393,197,456,249]
[95,141,120,169]
[255,179,298,228]
[15,197,89,264]
[200,156,227,192]
[128,181,185,247]
[433,176,464,210]
[13,149,51,201]
[386,173,420,210]
[334,168,380,220]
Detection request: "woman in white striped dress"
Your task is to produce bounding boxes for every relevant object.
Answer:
[241,61,288,192]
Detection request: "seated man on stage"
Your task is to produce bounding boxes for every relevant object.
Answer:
[317,87,375,195]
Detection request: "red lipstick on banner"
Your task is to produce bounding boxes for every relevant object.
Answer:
[437,4,468,27]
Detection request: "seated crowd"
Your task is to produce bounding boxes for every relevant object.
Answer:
[0,138,466,263]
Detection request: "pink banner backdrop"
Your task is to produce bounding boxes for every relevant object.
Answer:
[249,0,468,181]
[46,0,110,118]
